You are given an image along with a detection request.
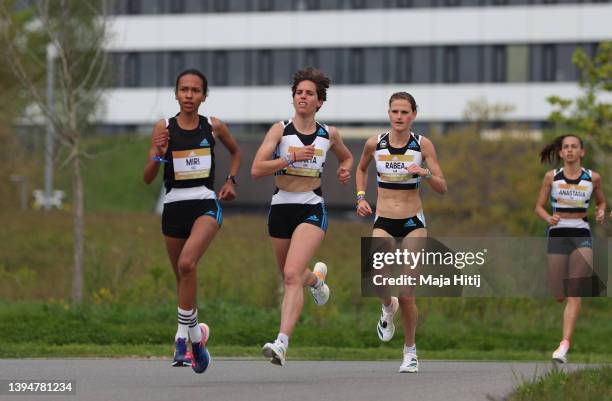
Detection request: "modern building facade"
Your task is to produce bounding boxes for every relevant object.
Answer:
[104,0,611,135]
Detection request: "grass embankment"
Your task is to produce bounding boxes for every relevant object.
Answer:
[499,366,612,401]
[1,299,611,362]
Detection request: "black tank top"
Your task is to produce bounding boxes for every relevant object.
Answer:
[163,115,216,192]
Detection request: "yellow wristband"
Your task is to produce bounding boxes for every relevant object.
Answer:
[356,191,366,197]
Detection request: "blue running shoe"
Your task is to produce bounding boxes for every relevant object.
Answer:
[191,323,211,374]
[172,337,191,367]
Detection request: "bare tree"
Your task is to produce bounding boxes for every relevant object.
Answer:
[0,0,111,303]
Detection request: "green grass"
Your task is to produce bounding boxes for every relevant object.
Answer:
[3,344,607,363]
[1,301,610,362]
[499,366,612,401]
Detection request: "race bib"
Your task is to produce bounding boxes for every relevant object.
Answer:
[285,146,325,177]
[377,154,415,182]
[172,148,211,180]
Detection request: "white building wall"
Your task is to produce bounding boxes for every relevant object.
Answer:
[102,4,612,126]
[106,5,612,51]
[103,83,612,125]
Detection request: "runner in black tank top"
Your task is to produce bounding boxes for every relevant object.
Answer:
[143,69,242,374]
[535,134,606,363]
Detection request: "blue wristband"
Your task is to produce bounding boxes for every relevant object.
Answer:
[284,154,294,166]
[152,155,168,163]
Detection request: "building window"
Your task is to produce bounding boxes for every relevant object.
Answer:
[492,45,506,82]
[213,0,228,11]
[127,0,141,14]
[542,44,556,81]
[169,52,185,85]
[396,0,413,7]
[169,0,186,13]
[396,47,412,83]
[257,50,273,85]
[125,53,140,87]
[304,49,319,68]
[213,51,229,86]
[506,45,528,82]
[258,0,275,11]
[349,48,365,83]
[443,46,458,83]
[295,0,320,9]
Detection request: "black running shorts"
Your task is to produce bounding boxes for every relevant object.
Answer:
[162,199,222,239]
[268,203,327,239]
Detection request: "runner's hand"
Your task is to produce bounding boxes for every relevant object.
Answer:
[218,181,236,201]
[406,164,426,176]
[548,214,561,226]
[337,167,351,184]
[294,145,316,162]
[153,128,169,156]
[357,199,372,217]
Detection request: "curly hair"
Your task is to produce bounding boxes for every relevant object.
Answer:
[291,68,331,111]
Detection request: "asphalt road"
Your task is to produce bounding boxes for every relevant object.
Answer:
[0,359,590,401]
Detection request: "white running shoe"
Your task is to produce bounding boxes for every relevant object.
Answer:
[377,297,399,342]
[262,340,287,366]
[552,342,569,364]
[398,352,419,373]
[310,262,330,306]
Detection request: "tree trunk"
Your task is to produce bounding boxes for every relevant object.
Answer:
[71,143,84,303]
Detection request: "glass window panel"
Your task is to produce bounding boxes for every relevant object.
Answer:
[258,0,275,10]
[434,47,444,82]
[396,0,414,7]
[506,45,528,82]
[226,51,248,86]
[413,0,437,6]
[317,49,339,84]
[304,48,320,68]
[443,46,458,83]
[335,49,349,84]
[349,48,365,83]
[412,47,434,83]
[125,53,140,87]
[382,47,394,84]
[168,52,185,86]
[458,46,479,82]
[364,48,384,84]
[556,43,577,81]
[169,0,186,13]
[212,51,229,85]
[257,50,273,85]
[542,44,556,81]
[185,0,205,12]
[213,0,228,11]
[530,45,542,82]
[492,45,506,82]
[272,50,293,85]
[396,47,412,83]
[139,52,158,87]
[318,0,341,9]
[127,0,142,14]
